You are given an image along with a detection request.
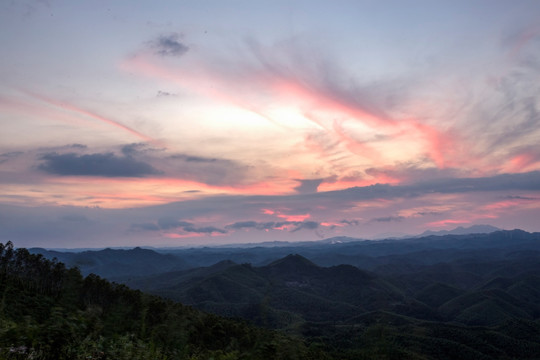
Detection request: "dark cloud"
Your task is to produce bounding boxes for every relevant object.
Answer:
[290,221,319,232]
[157,90,177,97]
[226,220,320,233]
[340,219,360,226]
[38,144,88,151]
[157,218,193,229]
[416,211,442,216]
[121,143,162,157]
[183,225,227,234]
[131,219,224,234]
[149,33,189,57]
[40,145,251,186]
[294,178,324,194]
[70,144,87,149]
[170,154,219,163]
[504,195,537,200]
[121,143,146,157]
[225,221,258,230]
[371,216,405,223]
[38,152,160,177]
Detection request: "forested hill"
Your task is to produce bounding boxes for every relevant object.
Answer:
[7,230,540,359]
[0,242,321,360]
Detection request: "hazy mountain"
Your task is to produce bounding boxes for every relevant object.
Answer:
[29,229,540,278]
[28,246,188,278]
[418,224,500,237]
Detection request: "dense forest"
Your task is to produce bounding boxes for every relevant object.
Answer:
[120,252,540,359]
[0,242,322,360]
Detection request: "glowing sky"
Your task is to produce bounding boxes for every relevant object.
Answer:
[1,1,540,248]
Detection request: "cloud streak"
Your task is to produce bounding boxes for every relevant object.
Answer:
[22,91,156,143]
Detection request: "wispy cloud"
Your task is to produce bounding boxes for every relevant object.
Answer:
[20,91,157,143]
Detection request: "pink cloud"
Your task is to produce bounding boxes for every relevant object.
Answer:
[277,213,311,222]
[23,90,157,144]
[260,207,312,222]
[425,219,471,228]
[120,46,491,183]
[504,153,540,173]
[1,94,91,128]
[482,199,521,212]
[162,232,205,239]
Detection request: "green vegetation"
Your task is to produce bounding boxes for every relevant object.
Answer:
[7,230,540,359]
[0,242,320,360]
[117,240,540,359]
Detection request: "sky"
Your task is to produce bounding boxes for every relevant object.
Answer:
[1,0,540,248]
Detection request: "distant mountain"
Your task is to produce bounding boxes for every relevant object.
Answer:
[28,246,188,278]
[30,229,540,278]
[418,224,500,237]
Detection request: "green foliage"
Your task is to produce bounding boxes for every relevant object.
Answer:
[0,242,320,360]
[6,236,540,360]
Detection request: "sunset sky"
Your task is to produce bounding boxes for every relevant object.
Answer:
[1,1,540,248]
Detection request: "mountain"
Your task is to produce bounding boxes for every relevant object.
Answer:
[8,231,540,359]
[29,229,540,277]
[116,249,540,358]
[121,254,412,327]
[0,242,317,359]
[28,246,188,278]
[418,224,501,237]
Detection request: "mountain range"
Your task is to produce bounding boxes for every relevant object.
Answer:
[27,228,540,358]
